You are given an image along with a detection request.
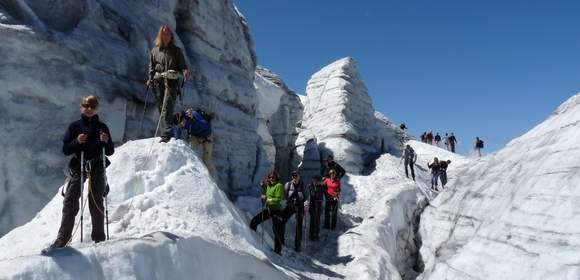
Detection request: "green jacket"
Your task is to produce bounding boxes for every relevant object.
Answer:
[265,183,284,210]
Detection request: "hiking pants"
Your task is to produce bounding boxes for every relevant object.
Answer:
[431,171,440,188]
[324,198,339,230]
[450,143,456,153]
[190,135,214,176]
[441,170,448,186]
[309,201,323,240]
[250,208,286,254]
[283,204,304,250]
[154,79,179,139]
[56,161,106,244]
[404,160,415,180]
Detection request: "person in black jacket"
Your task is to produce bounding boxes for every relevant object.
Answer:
[308,175,325,241]
[46,95,114,251]
[321,155,346,180]
[283,171,307,252]
[448,133,457,153]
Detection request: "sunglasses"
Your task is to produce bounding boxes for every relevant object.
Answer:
[81,104,97,109]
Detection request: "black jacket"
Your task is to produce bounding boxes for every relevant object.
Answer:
[63,114,114,162]
[308,182,326,203]
[322,161,346,179]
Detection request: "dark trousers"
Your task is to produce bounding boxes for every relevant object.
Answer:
[283,204,304,250]
[56,162,106,244]
[324,198,339,230]
[309,201,323,240]
[250,208,285,254]
[405,161,415,180]
[441,170,448,186]
[450,143,456,153]
[154,80,179,139]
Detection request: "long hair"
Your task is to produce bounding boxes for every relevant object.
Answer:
[154,25,174,47]
[267,170,280,183]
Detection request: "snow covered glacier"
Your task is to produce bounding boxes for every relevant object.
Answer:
[0,0,261,235]
[297,57,406,175]
[418,93,580,280]
[0,139,289,279]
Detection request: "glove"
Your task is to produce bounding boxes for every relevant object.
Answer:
[304,201,309,208]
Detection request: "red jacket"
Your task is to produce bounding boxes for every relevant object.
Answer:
[324,178,341,198]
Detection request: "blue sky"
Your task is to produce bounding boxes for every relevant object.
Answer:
[235,0,580,155]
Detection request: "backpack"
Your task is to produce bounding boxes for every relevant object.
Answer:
[476,139,484,148]
[187,111,212,138]
[405,147,415,161]
[196,109,212,123]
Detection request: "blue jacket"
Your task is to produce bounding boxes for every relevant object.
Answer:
[185,111,212,138]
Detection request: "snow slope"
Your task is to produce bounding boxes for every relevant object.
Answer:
[295,140,468,279]
[419,93,580,280]
[0,139,288,279]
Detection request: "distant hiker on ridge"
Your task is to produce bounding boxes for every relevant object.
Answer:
[426,131,434,144]
[44,95,114,252]
[444,133,450,150]
[434,133,442,147]
[399,123,407,131]
[448,133,457,153]
[147,25,189,143]
[402,145,417,181]
[475,137,484,157]
[322,155,345,180]
[250,171,286,255]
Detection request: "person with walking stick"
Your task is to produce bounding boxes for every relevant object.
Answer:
[146,25,189,143]
[42,95,114,254]
[249,171,286,255]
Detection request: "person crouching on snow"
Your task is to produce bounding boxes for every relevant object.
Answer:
[180,108,214,176]
[45,95,114,251]
[250,171,286,255]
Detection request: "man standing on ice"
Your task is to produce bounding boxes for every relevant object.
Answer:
[448,132,457,153]
[147,25,189,143]
[44,95,114,252]
[402,145,417,181]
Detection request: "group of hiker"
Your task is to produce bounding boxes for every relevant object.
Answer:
[43,25,214,253]
[249,156,346,255]
[421,131,486,157]
[44,24,485,254]
[402,144,451,191]
[420,131,458,153]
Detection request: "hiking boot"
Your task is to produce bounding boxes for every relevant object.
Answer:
[159,137,170,143]
[41,239,67,254]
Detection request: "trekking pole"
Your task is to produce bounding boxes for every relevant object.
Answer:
[80,151,85,243]
[139,86,150,133]
[102,147,109,240]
